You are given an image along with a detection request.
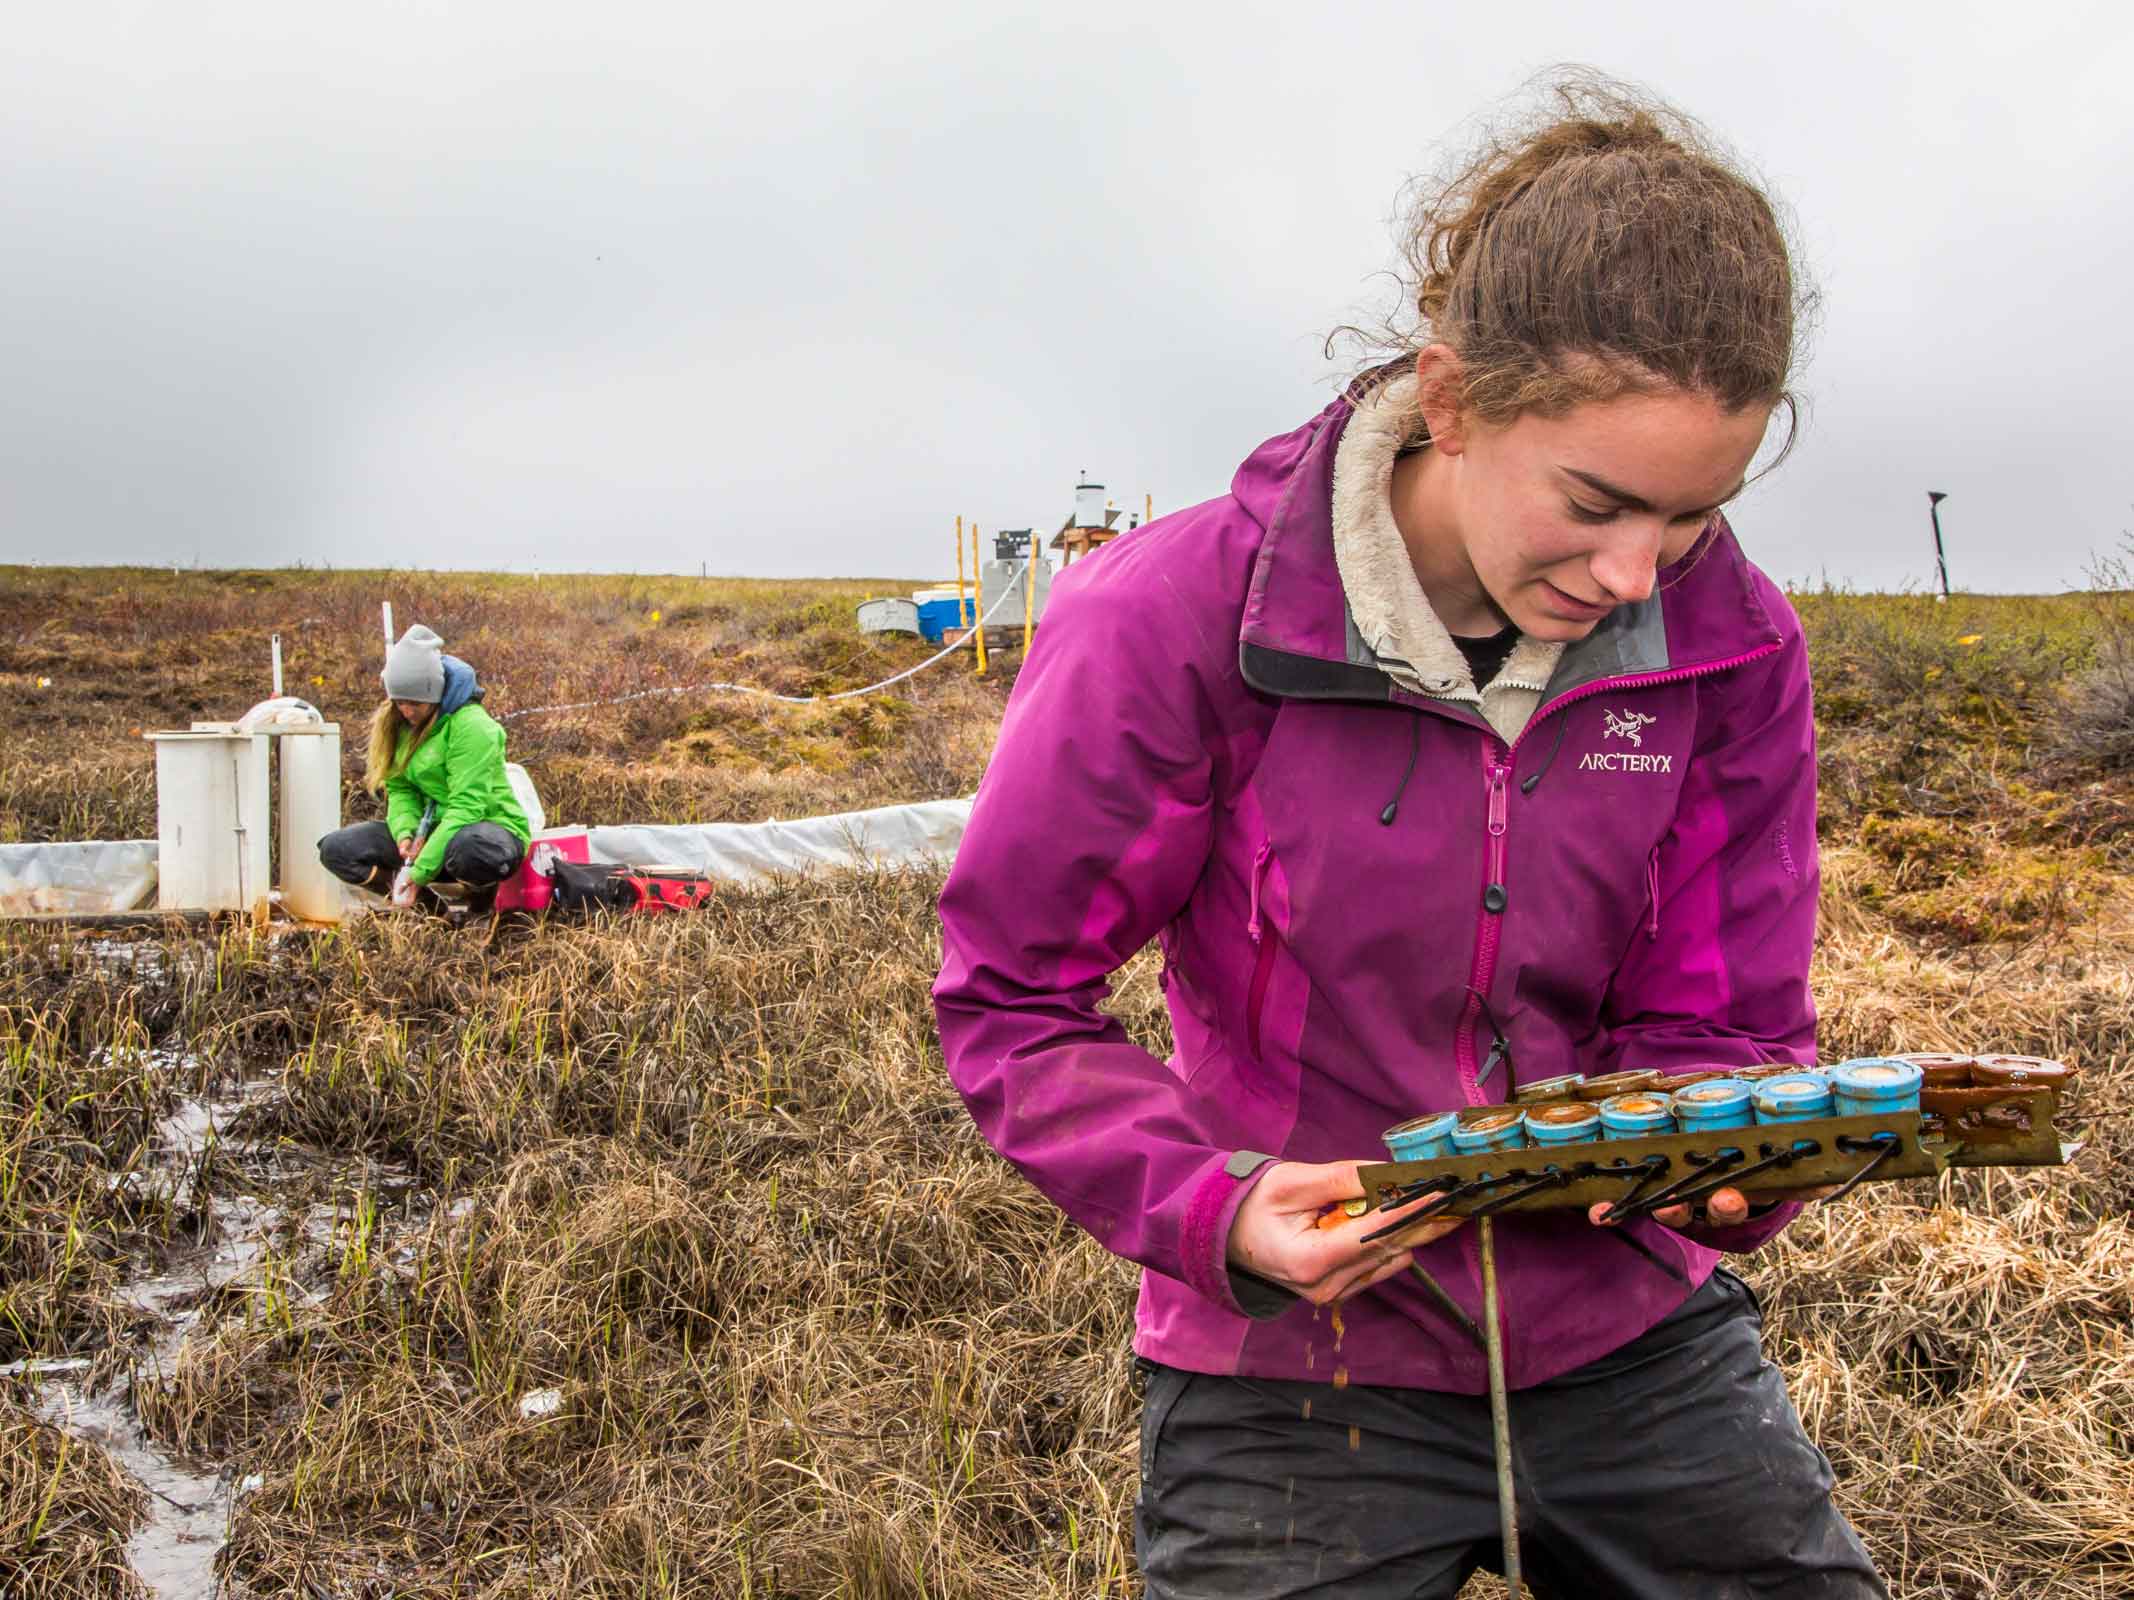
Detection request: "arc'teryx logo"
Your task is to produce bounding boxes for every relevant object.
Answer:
[1583,709,1671,773]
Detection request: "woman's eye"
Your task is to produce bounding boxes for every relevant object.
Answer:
[1567,501,1617,524]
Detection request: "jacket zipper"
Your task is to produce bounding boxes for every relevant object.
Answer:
[1246,842,1276,1061]
[1453,749,1512,1102]
[1450,642,1782,1089]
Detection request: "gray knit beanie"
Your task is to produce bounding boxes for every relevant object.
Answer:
[381,624,446,703]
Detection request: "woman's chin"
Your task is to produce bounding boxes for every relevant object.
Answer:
[1514,608,1607,644]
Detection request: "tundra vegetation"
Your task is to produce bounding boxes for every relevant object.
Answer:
[2,565,2131,1599]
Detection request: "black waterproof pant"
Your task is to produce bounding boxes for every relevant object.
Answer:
[1136,1269,1884,1599]
[316,820,523,897]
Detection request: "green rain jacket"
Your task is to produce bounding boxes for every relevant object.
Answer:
[383,704,532,884]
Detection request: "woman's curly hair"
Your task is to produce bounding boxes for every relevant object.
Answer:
[1344,69,1819,462]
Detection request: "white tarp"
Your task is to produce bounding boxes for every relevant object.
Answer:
[0,839,159,917]
[1,797,972,918]
[586,798,972,885]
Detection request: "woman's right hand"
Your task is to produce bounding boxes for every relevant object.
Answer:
[1226,1159,1464,1307]
[398,835,418,861]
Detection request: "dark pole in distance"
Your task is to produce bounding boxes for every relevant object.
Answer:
[1927,491,1951,601]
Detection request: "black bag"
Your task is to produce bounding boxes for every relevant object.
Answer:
[548,860,717,917]
[548,860,638,915]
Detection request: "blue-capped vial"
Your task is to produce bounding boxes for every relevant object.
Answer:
[1512,1073,1586,1105]
[1523,1101,1602,1146]
[1598,1092,1675,1140]
[1450,1107,1528,1154]
[1670,1078,1755,1132]
[1383,1111,1459,1163]
[1830,1058,1924,1118]
[1753,1073,1835,1124]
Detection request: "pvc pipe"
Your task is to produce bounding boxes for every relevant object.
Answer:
[148,731,268,913]
[277,726,344,923]
[382,601,394,659]
[271,633,283,696]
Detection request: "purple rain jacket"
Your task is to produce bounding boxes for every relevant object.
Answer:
[932,387,1819,1394]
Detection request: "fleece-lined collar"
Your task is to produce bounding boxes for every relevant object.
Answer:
[1327,373,1564,741]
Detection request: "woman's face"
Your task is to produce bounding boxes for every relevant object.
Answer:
[1425,375,1772,643]
[394,699,434,727]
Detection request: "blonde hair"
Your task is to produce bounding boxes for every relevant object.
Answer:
[364,700,438,795]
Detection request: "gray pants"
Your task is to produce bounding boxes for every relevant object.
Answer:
[1136,1269,1884,1599]
[316,819,523,897]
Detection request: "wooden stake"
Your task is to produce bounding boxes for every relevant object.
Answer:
[973,525,988,677]
[1023,532,1035,652]
[1481,1218,1524,1594]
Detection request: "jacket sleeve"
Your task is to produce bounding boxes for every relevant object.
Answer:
[383,760,424,842]
[932,566,1273,1316]
[1597,605,1821,1253]
[409,713,505,884]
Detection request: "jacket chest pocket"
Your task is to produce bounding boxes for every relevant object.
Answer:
[1242,702,1487,1086]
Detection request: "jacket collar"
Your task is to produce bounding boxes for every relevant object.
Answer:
[1236,385,1780,712]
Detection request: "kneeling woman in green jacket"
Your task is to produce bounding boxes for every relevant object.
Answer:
[318,624,531,908]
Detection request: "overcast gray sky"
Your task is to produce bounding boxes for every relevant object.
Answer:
[1,1,2127,591]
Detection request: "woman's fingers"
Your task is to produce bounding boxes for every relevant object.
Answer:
[1227,1159,1464,1304]
[1590,1184,1849,1231]
[1262,1158,1380,1216]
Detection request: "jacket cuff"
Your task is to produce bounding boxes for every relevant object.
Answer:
[1669,1197,1801,1254]
[1178,1151,1285,1318]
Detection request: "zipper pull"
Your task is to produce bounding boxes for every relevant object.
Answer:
[1478,1034,1510,1088]
[1646,846,1661,942]
[1247,841,1271,945]
[1486,759,1509,837]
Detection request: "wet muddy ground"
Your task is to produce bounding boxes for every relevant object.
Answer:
[12,1056,425,1599]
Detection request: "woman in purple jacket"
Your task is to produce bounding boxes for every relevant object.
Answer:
[935,78,1882,1598]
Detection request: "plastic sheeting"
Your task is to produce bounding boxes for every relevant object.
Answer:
[0,839,159,917]
[586,798,972,885]
[0,797,972,919]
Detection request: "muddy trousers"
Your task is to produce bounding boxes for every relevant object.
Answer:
[1135,1269,1885,1599]
[316,820,524,897]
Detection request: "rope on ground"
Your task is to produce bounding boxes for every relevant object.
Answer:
[500,558,1038,723]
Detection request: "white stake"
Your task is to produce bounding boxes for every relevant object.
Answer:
[270,634,283,697]
[382,601,395,659]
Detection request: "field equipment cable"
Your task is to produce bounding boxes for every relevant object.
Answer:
[499,556,1039,724]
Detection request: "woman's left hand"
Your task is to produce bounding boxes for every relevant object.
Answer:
[1587,1184,1840,1230]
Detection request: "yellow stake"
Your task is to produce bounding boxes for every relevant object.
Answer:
[1023,531,1036,652]
[973,524,988,677]
[955,514,967,633]
[1145,491,1153,525]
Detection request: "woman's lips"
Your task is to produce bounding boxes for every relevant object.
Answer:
[1541,581,1611,618]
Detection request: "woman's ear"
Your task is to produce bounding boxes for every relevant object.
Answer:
[1413,345,1468,457]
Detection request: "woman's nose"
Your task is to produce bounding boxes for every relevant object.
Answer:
[1589,522,1665,605]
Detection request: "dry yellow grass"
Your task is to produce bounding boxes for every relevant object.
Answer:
[1,568,2130,1598]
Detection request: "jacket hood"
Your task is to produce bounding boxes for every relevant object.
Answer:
[437,654,482,718]
[1232,382,1785,716]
